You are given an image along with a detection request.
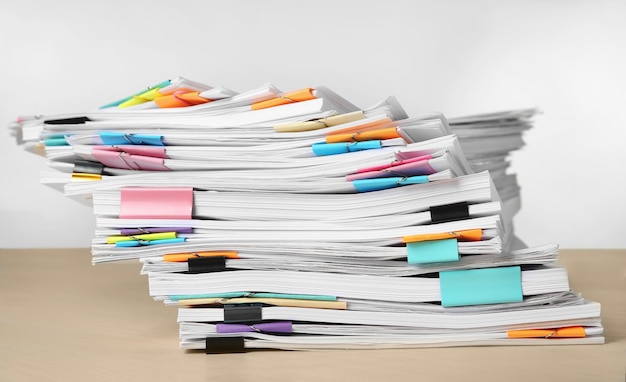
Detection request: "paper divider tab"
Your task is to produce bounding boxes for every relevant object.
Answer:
[120,187,193,219]
[439,266,523,307]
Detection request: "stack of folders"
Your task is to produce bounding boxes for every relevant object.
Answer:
[8,77,603,353]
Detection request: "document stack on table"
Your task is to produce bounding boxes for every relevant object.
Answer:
[8,77,603,353]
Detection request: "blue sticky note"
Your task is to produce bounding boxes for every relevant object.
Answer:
[407,238,459,264]
[439,266,523,307]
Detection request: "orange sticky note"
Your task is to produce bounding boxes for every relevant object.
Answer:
[402,229,483,243]
[507,326,587,339]
[325,127,400,143]
[163,251,240,262]
[251,88,316,110]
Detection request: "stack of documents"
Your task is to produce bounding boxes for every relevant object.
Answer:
[8,77,603,352]
[449,109,537,218]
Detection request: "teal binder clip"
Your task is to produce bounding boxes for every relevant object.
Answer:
[407,238,459,264]
[439,266,523,307]
[100,132,165,146]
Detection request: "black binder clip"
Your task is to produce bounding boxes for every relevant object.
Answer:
[205,337,245,354]
[187,256,226,274]
[223,304,263,324]
[430,202,470,223]
[73,160,104,175]
[44,116,91,125]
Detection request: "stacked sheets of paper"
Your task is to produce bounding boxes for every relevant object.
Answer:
[8,77,603,352]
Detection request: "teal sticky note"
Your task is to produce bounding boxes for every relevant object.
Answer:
[439,266,523,307]
[407,238,459,264]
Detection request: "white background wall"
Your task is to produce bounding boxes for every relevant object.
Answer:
[1,0,624,249]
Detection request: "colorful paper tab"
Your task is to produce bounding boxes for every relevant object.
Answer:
[439,266,523,307]
[216,322,292,334]
[251,88,316,110]
[274,110,365,132]
[169,292,336,301]
[407,238,459,264]
[507,326,587,339]
[347,159,436,181]
[352,175,429,192]
[43,137,68,146]
[120,187,193,219]
[120,227,193,235]
[402,229,483,243]
[106,231,178,244]
[99,79,171,109]
[115,237,186,247]
[312,140,383,156]
[71,173,102,182]
[99,132,164,146]
[163,251,239,262]
[322,118,393,136]
[91,149,169,171]
[325,127,400,143]
[94,145,168,158]
[354,154,433,174]
[154,91,211,108]
[178,297,347,310]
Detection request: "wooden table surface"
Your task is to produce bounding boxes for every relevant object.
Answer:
[0,248,624,382]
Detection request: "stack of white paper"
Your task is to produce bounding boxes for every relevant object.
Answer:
[8,77,603,352]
